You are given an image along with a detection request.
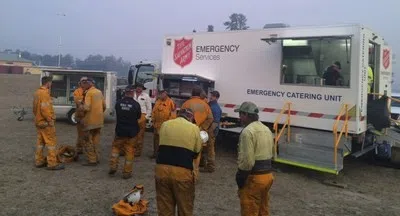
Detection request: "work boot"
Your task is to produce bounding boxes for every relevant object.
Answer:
[82,162,98,166]
[122,173,132,179]
[35,163,47,168]
[46,164,65,170]
[108,169,117,176]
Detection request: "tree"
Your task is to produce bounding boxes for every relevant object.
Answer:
[223,13,249,31]
[207,25,214,32]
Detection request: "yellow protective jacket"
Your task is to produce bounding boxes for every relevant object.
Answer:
[33,86,55,127]
[152,97,176,132]
[83,86,106,130]
[73,87,85,120]
[181,96,213,130]
[368,66,374,93]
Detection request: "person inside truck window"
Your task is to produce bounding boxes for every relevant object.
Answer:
[323,61,343,86]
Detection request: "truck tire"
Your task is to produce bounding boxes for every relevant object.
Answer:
[67,109,78,125]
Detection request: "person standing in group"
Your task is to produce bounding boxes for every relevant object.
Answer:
[201,90,222,173]
[73,77,87,154]
[234,101,275,216]
[155,108,202,216]
[133,83,152,157]
[109,85,141,179]
[81,77,106,166]
[33,76,64,170]
[181,86,213,181]
[151,90,176,159]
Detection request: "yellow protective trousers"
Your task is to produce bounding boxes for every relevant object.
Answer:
[84,128,101,163]
[135,114,146,156]
[109,136,136,174]
[155,164,195,216]
[239,173,274,216]
[35,126,59,167]
[75,123,85,153]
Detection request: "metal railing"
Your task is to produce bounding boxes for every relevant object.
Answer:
[273,102,292,158]
[332,104,349,169]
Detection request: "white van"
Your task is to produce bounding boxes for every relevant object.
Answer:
[41,69,117,124]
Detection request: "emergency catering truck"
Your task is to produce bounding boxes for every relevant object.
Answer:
[129,24,400,174]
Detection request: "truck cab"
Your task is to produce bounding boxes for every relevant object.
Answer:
[128,61,161,104]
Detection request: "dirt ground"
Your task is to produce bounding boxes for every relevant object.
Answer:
[0,74,399,216]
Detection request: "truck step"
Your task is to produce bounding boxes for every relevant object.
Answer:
[277,141,346,174]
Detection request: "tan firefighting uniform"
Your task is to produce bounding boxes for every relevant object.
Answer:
[33,86,59,167]
[151,96,176,157]
[155,117,202,216]
[83,86,106,163]
[73,87,85,153]
[181,96,213,181]
[133,92,152,156]
[110,137,137,174]
[237,121,274,216]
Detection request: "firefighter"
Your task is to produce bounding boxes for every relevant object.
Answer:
[33,76,64,170]
[155,108,202,216]
[201,90,222,173]
[150,90,176,159]
[81,77,106,166]
[181,86,213,181]
[73,77,87,154]
[109,85,141,179]
[133,83,152,157]
[234,101,274,216]
[368,65,374,93]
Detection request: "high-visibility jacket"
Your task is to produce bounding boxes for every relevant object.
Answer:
[83,86,106,130]
[152,97,176,131]
[73,87,85,120]
[33,86,55,126]
[181,96,213,130]
[368,66,374,93]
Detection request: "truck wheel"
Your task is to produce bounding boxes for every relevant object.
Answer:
[145,118,154,132]
[67,109,78,125]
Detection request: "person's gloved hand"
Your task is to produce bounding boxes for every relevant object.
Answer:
[235,169,251,189]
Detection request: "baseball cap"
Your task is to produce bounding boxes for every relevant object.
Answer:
[125,84,135,92]
[234,101,259,114]
[211,90,220,98]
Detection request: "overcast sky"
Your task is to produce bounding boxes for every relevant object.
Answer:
[0,0,399,85]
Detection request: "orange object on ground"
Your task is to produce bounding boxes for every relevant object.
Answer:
[57,145,78,163]
[112,185,149,216]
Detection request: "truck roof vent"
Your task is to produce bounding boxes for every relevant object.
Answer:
[263,23,290,29]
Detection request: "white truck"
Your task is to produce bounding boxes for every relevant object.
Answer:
[129,24,399,174]
[41,69,117,124]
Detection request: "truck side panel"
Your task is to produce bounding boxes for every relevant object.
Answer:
[162,26,366,133]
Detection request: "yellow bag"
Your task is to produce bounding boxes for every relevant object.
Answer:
[112,185,149,216]
[57,145,78,163]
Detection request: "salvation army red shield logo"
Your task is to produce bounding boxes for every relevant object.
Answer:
[383,49,390,69]
[173,38,193,68]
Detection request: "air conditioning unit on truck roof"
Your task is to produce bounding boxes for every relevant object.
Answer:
[130,24,400,174]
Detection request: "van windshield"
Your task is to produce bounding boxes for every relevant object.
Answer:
[135,65,155,85]
[392,96,400,107]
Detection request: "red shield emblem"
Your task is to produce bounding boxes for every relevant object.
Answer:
[173,38,193,68]
[383,49,390,69]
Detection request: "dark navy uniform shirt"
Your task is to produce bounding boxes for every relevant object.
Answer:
[115,97,141,137]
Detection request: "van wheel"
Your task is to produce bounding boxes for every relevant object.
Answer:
[67,109,78,125]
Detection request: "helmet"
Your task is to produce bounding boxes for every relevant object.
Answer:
[200,131,209,143]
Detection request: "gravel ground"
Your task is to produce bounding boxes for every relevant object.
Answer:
[0,74,399,216]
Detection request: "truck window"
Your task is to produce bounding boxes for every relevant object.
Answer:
[281,37,351,88]
[135,65,155,85]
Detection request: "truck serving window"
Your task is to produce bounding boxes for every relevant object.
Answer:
[281,37,351,88]
[135,65,155,85]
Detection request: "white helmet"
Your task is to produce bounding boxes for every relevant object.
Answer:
[200,131,209,143]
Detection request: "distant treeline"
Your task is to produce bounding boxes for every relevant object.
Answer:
[2,49,131,76]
